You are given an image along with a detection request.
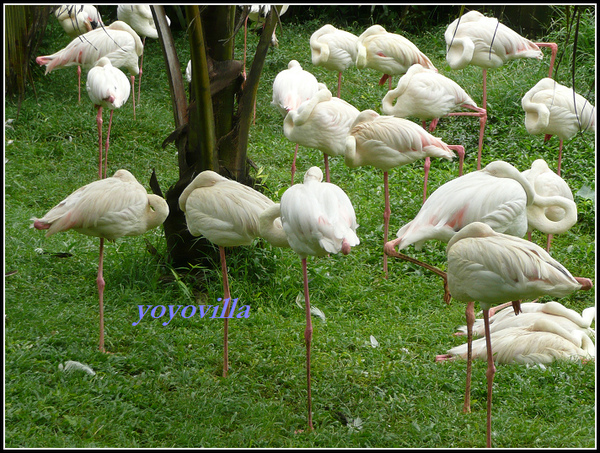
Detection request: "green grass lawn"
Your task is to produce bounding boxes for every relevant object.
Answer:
[5,7,595,448]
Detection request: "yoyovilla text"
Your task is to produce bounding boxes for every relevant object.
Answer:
[132,298,250,326]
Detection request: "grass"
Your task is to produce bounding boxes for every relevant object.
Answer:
[4,7,596,448]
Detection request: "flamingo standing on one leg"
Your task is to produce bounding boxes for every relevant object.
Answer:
[36,21,143,119]
[445,10,544,169]
[283,85,360,183]
[445,221,593,447]
[310,24,358,99]
[31,169,169,353]
[355,24,436,90]
[86,57,131,180]
[117,4,171,106]
[178,170,281,377]
[271,60,319,184]
[259,166,359,431]
[382,63,485,188]
[521,77,595,176]
[344,109,459,277]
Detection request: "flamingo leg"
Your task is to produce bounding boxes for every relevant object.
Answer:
[97,238,106,353]
[336,72,342,98]
[383,171,390,278]
[448,145,465,176]
[324,153,330,183]
[546,233,554,252]
[447,105,487,170]
[96,105,104,179]
[462,301,475,414]
[78,66,82,103]
[302,257,314,431]
[556,139,564,176]
[137,37,146,106]
[103,110,114,179]
[478,69,488,170]
[219,246,232,378]
[422,157,431,203]
[535,42,557,78]
[482,307,495,448]
[291,143,299,185]
[130,75,136,120]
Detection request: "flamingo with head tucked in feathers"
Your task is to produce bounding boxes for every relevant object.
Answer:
[55,4,103,39]
[283,85,360,183]
[521,77,595,176]
[344,109,462,276]
[310,24,358,98]
[445,10,553,169]
[258,166,359,432]
[86,57,131,180]
[31,169,169,353]
[445,221,593,447]
[355,24,436,90]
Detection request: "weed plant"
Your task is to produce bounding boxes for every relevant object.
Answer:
[4,6,595,448]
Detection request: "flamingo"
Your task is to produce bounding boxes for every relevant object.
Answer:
[449,300,596,340]
[54,5,103,39]
[272,60,320,184]
[178,170,279,377]
[522,158,577,251]
[309,24,358,98]
[521,77,595,176]
[86,57,131,179]
[355,24,436,90]
[438,314,595,365]
[382,63,486,175]
[445,10,545,169]
[246,4,289,48]
[283,85,360,183]
[36,20,143,117]
[258,166,359,431]
[31,169,169,353]
[344,109,460,276]
[117,5,171,105]
[445,221,593,447]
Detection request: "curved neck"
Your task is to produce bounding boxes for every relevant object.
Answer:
[147,194,169,230]
[258,204,289,248]
[527,195,577,234]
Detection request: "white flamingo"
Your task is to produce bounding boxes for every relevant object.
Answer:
[310,24,358,98]
[445,221,593,447]
[521,77,595,176]
[86,57,131,179]
[178,170,280,377]
[283,85,360,183]
[355,24,436,90]
[345,109,460,276]
[54,5,103,39]
[258,166,359,431]
[31,169,169,353]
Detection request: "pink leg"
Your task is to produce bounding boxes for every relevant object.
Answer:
[448,145,465,176]
[478,69,488,170]
[219,246,231,378]
[337,72,342,98]
[428,118,439,132]
[535,42,557,78]
[422,157,431,203]
[482,307,495,448]
[546,233,553,252]
[78,66,82,103]
[137,37,146,106]
[103,110,114,179]
[447,105,487,169]
[97,238,106,352]
[96,106,104,180]
[302,258,315,431]
[130,75,136,120]
[383,171,390,278]
[388,75,392,91]
[557,139,563,176]
[324,154,330,183]
[291,143,298,185]
[463,301,475,414]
